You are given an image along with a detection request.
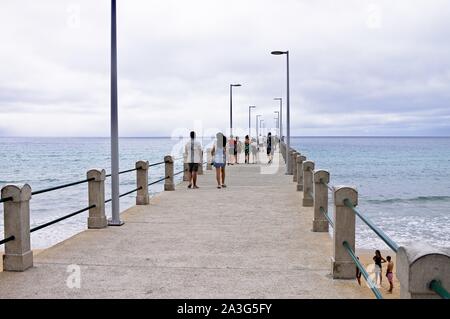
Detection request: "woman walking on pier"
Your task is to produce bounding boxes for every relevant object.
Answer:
[267,132,273,164]
[212,132,227,189]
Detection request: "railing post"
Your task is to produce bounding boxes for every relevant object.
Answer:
[292,152,299,182]
[87,169,107,229]
[135,160,149,205]
[1,184,33,271]
[198,151,204,175]
[296,155,306,191]
[183,152,189,181]
[332,186,357,279]
[313,170,330,232]
[287,149,294,175]
[302,160,315,207]
[206,148,212,170]
[397,244,450,299]
[164,155,175,191]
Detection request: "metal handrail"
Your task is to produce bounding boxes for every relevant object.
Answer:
[429,280,450,299]
[105,167,138,178]
[104,186,143,203]
[148,176,169,187]
[149,161,166,167]
[174,169,185,176]
[30,204,96,233]
[0,235,15,246]
[320,179,333,192]
[319,206,334,228]
[343,241,383,299]
[344,198,399,253]
[31,178,95,196]
[0,196,13,204]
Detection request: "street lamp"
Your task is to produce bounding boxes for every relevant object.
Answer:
[230,84,242,136]
[256,114,261,145]
[109,0,123,226]
[274,97,282,141]
[274,111,279,137]
[260,119,264,138]
[271,50,291,175]
[248,106,256,137]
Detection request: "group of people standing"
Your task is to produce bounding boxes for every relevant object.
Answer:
[184,131,276,189]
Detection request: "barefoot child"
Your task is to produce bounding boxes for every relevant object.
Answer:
[386,256,394,293]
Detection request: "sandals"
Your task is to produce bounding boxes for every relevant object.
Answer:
[187,184,192,189]
[221,184,227,188]
[217,186,222,189]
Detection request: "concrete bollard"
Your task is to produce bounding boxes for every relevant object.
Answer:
[183,153,189,181]
[313,170,330,232]
[296,155,306,191]
[397,243,450,299]
[206,148,212,170]
[302,160,315,207]
[135,160,149,205]
[287,149,294,175]
[198,151,204,175]
[87,169,108,229]
[1,184,33,271]
[293,152,299,182]
[164,155,175,191]
[332,186,357,279]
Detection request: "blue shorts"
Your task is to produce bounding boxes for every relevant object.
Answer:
[213,162,225,168]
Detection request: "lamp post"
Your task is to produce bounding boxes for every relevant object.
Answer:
[271,51,291,175]
[274,97,282,141]
[230,84,242,136]
[260,119,264,138]
[248,106,256,137]
[274,111,279,137]
[256,114,261,145]
[109,0,123,226]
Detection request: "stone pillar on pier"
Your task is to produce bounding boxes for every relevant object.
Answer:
[87,169,108,229]
[293,152,299,182]
[302,160,315,207]
[287,149,294,175]
[332,186,357,279]
[313,170,330,232]
[397,244,450,299]
[1,184,33,271]
[164,155,175,191]
[296,155,306,191]
[135,160,150,205]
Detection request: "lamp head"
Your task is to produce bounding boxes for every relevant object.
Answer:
[271,51,286,55]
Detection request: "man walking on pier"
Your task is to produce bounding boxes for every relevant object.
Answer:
[185,131,203,189]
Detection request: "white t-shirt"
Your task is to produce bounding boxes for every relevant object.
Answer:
[184,139,203,164]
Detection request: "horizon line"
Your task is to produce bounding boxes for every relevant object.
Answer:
[0,135,449,138]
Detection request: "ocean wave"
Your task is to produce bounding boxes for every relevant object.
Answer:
[366,195,450,204]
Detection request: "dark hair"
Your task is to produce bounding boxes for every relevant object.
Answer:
[245,135,249,139]
[223,135,227,147]
[375,250,381,257]
[190,131,195,139]
[268,132,272,136]
[387,256,391,261]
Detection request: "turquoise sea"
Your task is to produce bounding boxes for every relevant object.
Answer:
[0,137,449,250]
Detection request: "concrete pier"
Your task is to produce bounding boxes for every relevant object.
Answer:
[0,153,372,298]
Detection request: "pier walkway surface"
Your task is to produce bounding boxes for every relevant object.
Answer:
[0,153,371,298]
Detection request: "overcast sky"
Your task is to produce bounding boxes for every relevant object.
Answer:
[1,0,449,137]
